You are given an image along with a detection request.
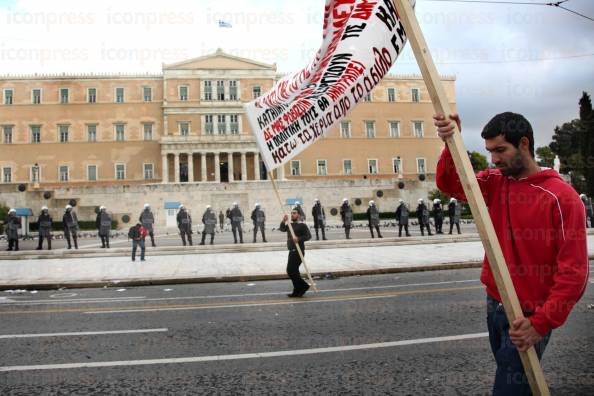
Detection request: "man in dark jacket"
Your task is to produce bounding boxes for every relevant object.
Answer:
[366,200,383,238]
[340,198,353,239]
[448,198,462,235]
[36,206,53,250]
[5,208,20,251]
[251,203,267,243]
[580,194,593,228]
[395,199,411,237]
[311,199,327,240]
[227,202,244,244]
[63,204,79,249]
[96,206,112,248]
[139,203,156,247]
[416,198,432,236]
[219,210,225,231]
[432,198,444,234]
[279,208,312,298]
[200,205,217,245]
[130,223,148,262]
[176,204,193,246]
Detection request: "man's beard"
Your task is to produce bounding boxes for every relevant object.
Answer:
[498,151,525,177]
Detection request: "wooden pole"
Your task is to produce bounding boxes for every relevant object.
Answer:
[392,1,550,395]
[268,171,319,292]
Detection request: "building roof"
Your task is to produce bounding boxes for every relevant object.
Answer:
[163,48,276,71]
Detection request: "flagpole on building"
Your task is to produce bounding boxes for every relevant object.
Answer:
[268,171,319,292]
[391,0,549,394]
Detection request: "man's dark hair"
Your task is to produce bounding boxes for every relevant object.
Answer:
[481,112,534,157]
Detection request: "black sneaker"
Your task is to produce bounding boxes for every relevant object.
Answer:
[297,284,310,297]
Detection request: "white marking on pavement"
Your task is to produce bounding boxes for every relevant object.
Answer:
[0,328,168,339]
[0,332,488,372]
[6,297,145,306]
[50,293,78,298]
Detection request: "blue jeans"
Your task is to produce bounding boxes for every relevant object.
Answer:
[487,296,551,396]
[132,239,145,261]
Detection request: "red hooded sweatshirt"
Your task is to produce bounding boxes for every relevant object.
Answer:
[437,145,589,336]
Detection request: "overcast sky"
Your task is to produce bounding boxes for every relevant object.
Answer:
[0,0,592,155]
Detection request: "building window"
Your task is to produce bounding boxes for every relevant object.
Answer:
[60,88,69,104]
[4,89,13,105]
[87,124,97,142]
[59,165,69,182]
[88,88,97,103]
[205,115,214,134]
[87,165,97,181]
[229,80,238,100]
[230,115,239,134]
[252,86,261,99]
[413,121,424,138]
[115,87,124,103]
[204,80,212,100]
[216,80,225,101]
[115,164,126,180]
[387,88,396,102]
[32,89,41,104]
[143,86,152,102]
[290,160,301,176]
[31,125,41,143]
[393,157,402,174]
[364,93,371,102]
[143,123,153,140]
[179,86,188,101]
[368,159,378,174]
[316,160,327,176]
[59,125,69,143]
[3,167,12,182]
[3,125,13,144]
[411,88,420,103]
[340,121,351,138]
[389,121,400,138]
[144,163,154,180]
[417,158,426,174]
[115,124,125,141]
[217,115,226,134]
[343,159,352,175]
[179,122,189,136]
[365,121,376,138]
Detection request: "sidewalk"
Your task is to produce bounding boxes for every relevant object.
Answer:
[1,234,593,290]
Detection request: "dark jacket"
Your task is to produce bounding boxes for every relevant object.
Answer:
[312,203,326,227]
[37,212,53,237]
[202,209,217,234]
[340,203,353,226]
[416,203,429,224]
[395,203,409,225]
[251,208,266,226]
[366,205,380,226]
[63,211,79,232]
[228,207,244,224]
[177,210,192,232]
[279,221,311,252]
[96,212,112,236]
[139,209,155,232]
[5,214,20,239]
[431,203,444,221]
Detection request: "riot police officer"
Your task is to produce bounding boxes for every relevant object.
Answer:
[96,206,112,248]
[200,205,217,245]
[366,200,383,238]
[139,203,156,247]
[5,208,20,251]
[36,206,53,250]
[395,199,411,237]
[228,202,244,244]
[340,198,353,239]
[63,204,79,249]
[177,204,193,246]
[311,198,327,240]
[251,203,267,243]
[416,198,432,236]
[432,198,444,234]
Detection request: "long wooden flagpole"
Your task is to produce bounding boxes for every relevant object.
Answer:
[268,171,319,292]
[392,0,549,394]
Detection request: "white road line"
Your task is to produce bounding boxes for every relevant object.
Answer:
[0,332,488,372]
[3,280,480,306]
[0,328,168,339]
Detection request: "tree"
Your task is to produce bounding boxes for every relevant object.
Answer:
[535,146,555,168]
[468,151,488,172]
[578,92,594,197]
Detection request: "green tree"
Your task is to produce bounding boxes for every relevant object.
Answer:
[535,146,555,168]
[0,202,8,223]
[468,151,488,172]
[578,92,594,197]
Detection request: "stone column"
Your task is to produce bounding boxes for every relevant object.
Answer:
[187,152,194,182]
[253,152,261,181]
[161,153,168,183]
[277,163,285,180]
[228,152,234,182]
[241,152,247,181]
[214,152,220,182]
[174,152,180,183]
[201,152,207,181]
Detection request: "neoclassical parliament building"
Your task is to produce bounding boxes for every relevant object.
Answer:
[0,50,456,225]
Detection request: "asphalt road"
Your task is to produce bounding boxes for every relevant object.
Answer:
[4,221,477,251]
[1,264,593,395]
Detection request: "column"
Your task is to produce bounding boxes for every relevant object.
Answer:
[241,152,247,181]
[253,152,261,181]
[161,153,168,183]
[187,152,194,182]
[214,152,220,182]
[174,152,180,183]
[228,152,234,182]
[277,163,285,180]
[201,152,207,181]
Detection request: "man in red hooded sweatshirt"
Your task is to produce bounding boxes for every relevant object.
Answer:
[434,112,588,395]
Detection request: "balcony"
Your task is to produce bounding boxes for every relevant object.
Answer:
[160,134,256,144]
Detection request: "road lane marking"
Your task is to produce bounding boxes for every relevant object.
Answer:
[2,280,479,306]
[83,285,484,315]
[0,332,488,372]
[0,328,168,339]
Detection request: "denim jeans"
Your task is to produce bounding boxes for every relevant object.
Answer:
[132,239,145,261]
[486,296,551,396]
